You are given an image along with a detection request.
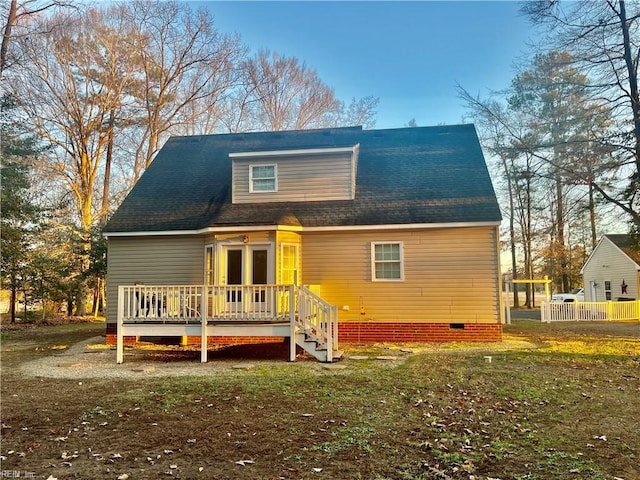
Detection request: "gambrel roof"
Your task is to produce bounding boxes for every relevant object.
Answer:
[104,124,501,234]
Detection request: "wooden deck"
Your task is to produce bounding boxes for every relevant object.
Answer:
[116,284,339,363]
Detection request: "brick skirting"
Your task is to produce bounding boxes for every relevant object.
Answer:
[337,322,502,343]
[105,322,502,346]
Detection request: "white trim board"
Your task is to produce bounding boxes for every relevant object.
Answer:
[103,221,500,238]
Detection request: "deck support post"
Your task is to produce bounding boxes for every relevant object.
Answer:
[201,285,208,363]
[116,286,124,364]
[289,285,296,362]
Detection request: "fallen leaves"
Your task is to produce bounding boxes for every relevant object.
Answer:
[60,450,78,460]
[1,324,637,480]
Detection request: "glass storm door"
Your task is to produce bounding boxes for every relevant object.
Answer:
[225,249,243,313]
[221,246,271,315]
[250,248,269,313]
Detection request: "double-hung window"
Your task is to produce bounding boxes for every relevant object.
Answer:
[250,164,277,193]
[372,242,404,281]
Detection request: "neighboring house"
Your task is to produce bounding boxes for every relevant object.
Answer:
[581,234,640,302]
[103,125,503,362]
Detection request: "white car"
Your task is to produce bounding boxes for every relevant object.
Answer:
[551,288,585,303]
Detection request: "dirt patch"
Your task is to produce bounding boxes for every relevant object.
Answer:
[14,333,539,379]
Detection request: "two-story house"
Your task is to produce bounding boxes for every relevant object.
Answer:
[103,124,504,362]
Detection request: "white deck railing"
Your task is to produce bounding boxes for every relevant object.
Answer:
[116,284,339,362]
[297,285,339,362]
[541,300,640,323]
[119,285,204,322]
[119,284,296,323]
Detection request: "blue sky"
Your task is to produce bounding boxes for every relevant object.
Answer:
[202,1,537,129]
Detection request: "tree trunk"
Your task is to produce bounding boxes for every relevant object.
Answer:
[0,0,17,76]
[146,130,159,169]
[555,173,569,292]
[525,164,533,308]
[75,283,87,316]
[22,287,27,321]
[589,182,597,250]
[92,278,102,318]
[501,153,520,308]
[619,0,640,186]
[10,284,16,323]
[101,109,115,220]
[511,239,519,308]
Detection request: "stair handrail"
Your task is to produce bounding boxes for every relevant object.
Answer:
[296,285,338,361]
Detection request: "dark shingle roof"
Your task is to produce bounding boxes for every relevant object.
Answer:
[606,234,640,265]
[104,124,501,233]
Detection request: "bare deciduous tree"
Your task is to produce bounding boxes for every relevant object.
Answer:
[522,0,640,226]
[240,49,341,131]
[8,7,143,314]
[337,96,379,130]
[10,9,128,233]
[460,51,613,297]
[124,0,243,179]
[221,49,378,133]
[1,0,74,76]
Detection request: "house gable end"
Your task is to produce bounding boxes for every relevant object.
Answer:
[582,235,640,275]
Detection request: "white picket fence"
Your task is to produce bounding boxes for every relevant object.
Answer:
[541,300,640,323]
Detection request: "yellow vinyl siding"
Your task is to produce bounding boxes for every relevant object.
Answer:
[302,226,501,323]
[233,153,354,203]
[106,236,205,323]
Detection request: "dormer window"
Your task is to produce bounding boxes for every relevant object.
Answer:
[250,164,277,193]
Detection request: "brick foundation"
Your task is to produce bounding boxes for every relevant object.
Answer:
[105,322,502,346]
[338,322,502,343]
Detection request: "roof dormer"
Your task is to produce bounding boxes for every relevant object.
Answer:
[230,144,359,204]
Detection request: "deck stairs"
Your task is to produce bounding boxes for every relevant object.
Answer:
[295,330,344,362]
[294,286,342,363]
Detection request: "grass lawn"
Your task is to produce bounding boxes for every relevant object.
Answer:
[0,318,638,480]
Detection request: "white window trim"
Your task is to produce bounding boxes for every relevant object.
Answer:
[249,163,277,193]
[371,241,404,282]
[214,240,275,285]
[204,244,215,285]
[279,242,300,285]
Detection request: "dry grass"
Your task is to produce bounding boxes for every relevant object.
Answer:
[0,318,638,480]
